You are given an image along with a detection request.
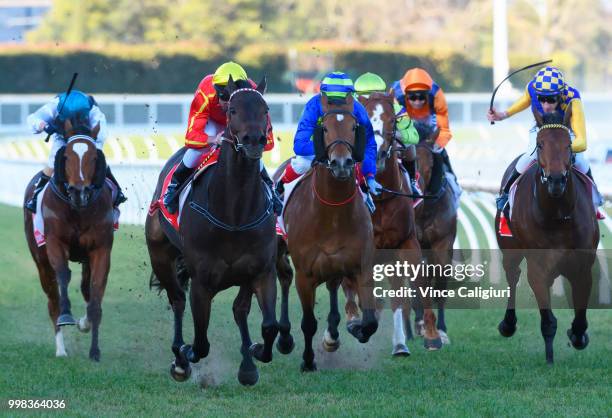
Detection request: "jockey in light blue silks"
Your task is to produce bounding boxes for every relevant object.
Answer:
[25,90,127,212]
[276,71,382,197]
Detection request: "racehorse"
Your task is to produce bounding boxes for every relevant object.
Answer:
[354,92,442,353]
[495,108,599,363]
[145,77,278,385]
[403,122,458,343]
[275,94,378,372]
[24,118,114,361]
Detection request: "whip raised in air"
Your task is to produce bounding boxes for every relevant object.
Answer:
[489,60,552,125]
[45,72,78,142]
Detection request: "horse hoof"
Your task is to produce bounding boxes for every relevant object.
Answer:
[347,320,371,343]
[179,344,199,364]
[567,329,589,350]
[170,361,191,382]
[89,348,100,362]
[77,317,91,333]
[300,361,317,373]
[498,320,517,338]
[57,314,76,327]
[438,330,451,345]
[392,344,410,357]
[322,337,340,353]
[237,367,259,386]
[424,337,443,351]
[276,334,295,355]
[415,320,425,337]
[249,343,272,363]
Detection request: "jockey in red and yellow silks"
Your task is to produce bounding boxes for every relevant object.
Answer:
[163,61,281,215]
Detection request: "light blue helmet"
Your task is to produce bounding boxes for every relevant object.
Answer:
[56,90,93,122]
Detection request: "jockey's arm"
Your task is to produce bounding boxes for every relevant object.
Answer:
[184,89,212,148]
[355,101,377,178]
[505,88,531,118]
[27,98,59,133]
[393,103,419,146]
[569,99,587,153]
[88,105,108,146]
[293,96,320,156]
[433,89,452,148]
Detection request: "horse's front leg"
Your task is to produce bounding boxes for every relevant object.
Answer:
[322,278,342,352]
[46,240,75,327]
[181,280,213,364]
[566,263,593,351]
[347,269,379,344]
[276,238,295,354]
[232,285,258,386]
[410,262,442,351]
[87,247,111,361]
[526,262,557,364]
[498,249,523,338]
[251,270,279,364]
[296,271,317,372]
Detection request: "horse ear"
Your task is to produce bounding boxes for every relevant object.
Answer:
[226,75,236,94]
[345,94,354,106]
[533,110,544,128]
[54,146,67,183]
[256,76,267,94]
[563,101,572,128]
[320,94,329,113]
[64,119,74,138]
[357,95,368,106]
[91,123,100,140]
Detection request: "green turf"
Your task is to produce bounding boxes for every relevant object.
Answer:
[0,204,610,417]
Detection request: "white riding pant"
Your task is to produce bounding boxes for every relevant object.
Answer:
[183,147,265,172]
[48,135,104,168]
[515,128,589,174]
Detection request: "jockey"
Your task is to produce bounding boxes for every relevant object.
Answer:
[25,90,127,213]
[391,68,456,193]
[163,61,281,215]
[276,71,381,196]
[487,66,603,217]
[354,72,420,193]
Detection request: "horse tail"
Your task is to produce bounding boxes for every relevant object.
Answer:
[148,254,191,293]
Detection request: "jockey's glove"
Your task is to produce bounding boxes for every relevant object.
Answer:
[367,177,383,196]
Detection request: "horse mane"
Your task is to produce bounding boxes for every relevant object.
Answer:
[414,121,435,141]
[541,112,564,125]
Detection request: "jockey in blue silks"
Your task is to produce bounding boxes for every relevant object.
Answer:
[277,71,382,196]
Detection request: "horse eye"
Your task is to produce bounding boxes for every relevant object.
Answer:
[230,108,237,115]
[322,126,328,133]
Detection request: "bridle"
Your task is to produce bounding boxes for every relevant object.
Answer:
[535,123,572,184]
[220,87,267,154]
[317,109,359,166]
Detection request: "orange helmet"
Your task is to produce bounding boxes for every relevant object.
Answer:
[400,68,433,92]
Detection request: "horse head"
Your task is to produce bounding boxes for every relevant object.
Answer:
[358,92,396,172]
[315,94,365,180]
[534,105,572,198]
[414,121,440,189]
[55,117,104,209]
[218,75,269,160]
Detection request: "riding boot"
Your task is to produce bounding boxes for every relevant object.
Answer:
[164,162,195,214]
[276,162,300,196]
[441,148,456,177]
[428,153,444,194]
[25,174,51,213]
[496,169,520,211]
[404,159,420,194]
[106,167,127,206]
[261,169,283,216]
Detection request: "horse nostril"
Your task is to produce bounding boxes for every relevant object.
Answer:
[345,157,355,167]
[259,135,266,146]
[329,159,339,168]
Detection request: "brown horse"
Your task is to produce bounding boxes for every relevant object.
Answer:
[495,109,599,363]
[146,77,278,385]
[275,94,378,372]
[24,119,114,361]
[354,92,442,353]
[404,123,458,343]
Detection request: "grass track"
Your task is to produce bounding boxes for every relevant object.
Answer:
[0,204,611,417]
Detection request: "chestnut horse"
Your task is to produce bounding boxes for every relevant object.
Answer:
[276,94,378,372]
[24,119,113,361]
[146,77,278,385]
[495,109,599,363]
[405,123,458,343]
[355,92,442,353]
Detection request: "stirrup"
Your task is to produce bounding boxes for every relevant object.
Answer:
[496,193,508,212]
[114,190,127,206]
[164,185,180,214]
[25,198,37,213]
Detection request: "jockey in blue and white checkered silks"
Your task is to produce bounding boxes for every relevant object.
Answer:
[25,90,126,212]
[487,66,603,216]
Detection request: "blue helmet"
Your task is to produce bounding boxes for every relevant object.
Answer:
[320,72,355,102]
[56,90,93,122]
